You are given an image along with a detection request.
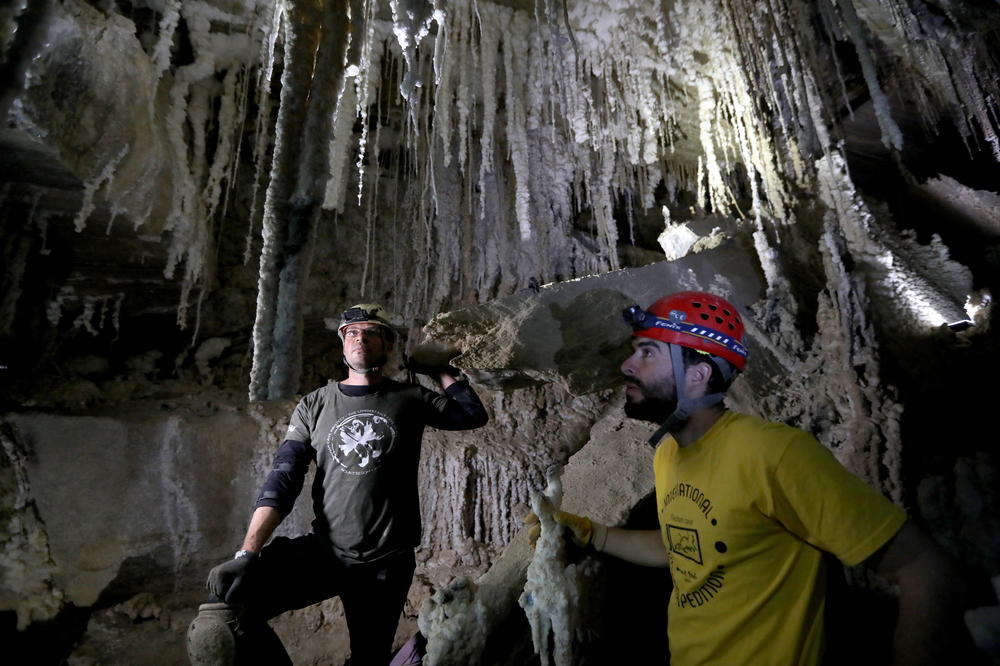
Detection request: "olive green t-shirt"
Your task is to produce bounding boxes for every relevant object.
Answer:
[285,379,486,562]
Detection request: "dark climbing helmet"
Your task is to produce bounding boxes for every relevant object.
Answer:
[337,303,396,344]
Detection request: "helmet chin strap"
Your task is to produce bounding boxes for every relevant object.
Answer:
[646,344,726,447]
[344,354,388,376]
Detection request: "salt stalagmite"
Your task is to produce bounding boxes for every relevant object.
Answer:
[518,465,595,666]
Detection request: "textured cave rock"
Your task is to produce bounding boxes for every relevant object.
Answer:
[4,404,293,608]
[422,240,764,394]
[1,0,999,664]
[419,408,655,665]
[5,0,171,229]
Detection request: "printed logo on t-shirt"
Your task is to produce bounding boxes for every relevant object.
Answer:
[662,481,729,608]
[666,525,703,565]
[326,409,397,476]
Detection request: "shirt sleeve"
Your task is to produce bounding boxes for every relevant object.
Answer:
[284,394,315,444]
[254,439,315,517]
[421,381,489,431]
[766,433,907,566]
[253,394,317,516]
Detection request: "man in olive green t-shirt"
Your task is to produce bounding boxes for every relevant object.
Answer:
[189,304,488,666]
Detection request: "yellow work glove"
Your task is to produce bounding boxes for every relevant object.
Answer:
[523,510,607,550]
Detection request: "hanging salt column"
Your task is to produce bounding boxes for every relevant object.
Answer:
[518,465,594,666]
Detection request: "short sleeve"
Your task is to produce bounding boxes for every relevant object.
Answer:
[285,395,315,444]
[767,434,907,566]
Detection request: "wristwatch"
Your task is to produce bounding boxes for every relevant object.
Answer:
[234,549,255,559]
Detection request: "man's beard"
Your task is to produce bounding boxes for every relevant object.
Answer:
[623,380,677,424]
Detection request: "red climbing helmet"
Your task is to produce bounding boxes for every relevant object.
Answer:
[623,291,749,371]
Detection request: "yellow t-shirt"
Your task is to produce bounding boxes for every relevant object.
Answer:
[654,411,906,665]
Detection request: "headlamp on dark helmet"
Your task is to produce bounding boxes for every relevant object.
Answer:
[338,303,396,344]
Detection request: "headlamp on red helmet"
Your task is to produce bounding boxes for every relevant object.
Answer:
[623,291,748,371]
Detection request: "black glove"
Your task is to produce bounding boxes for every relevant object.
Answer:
[206,552,258,603]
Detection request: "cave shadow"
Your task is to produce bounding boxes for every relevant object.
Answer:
[583,492,672,664]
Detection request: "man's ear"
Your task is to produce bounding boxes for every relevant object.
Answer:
[686,359,714,394]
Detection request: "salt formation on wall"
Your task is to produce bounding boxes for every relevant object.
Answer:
[417,405,656,665]
[419,380,614,560]
[0,422,63,630]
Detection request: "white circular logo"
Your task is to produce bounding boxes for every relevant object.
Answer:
[327,410,396,476]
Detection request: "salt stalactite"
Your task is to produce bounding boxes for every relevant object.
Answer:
[503,10,533,242]
[70,293,125,337]
[389,0,436,111]
[476,5,499,220]
[321,61,360,213]
[0,422,65,630]
[452,2,473,175]
[248,5,293,401]
[353,1,387,205]
[201,68,241,225]
[244,1,285,265]
[835,0,903,151]
[838,0,1000,159]
[150,0,181,82]
[586,143,621,271]
[188,83,210,190]
[72,145,129,233]
[432,2,455,168]
[694,79,735,216]
[250,0,351,400]
[0,194,36,335]
[268,1,351,398]
[161,3,217,331]
[518,464,593,666]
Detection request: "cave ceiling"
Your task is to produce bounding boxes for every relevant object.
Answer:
[0,0,998,405]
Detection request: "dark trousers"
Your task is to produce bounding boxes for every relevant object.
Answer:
[219,534,415,666]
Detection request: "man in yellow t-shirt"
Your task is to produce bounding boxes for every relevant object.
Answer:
[545,291,966,665]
